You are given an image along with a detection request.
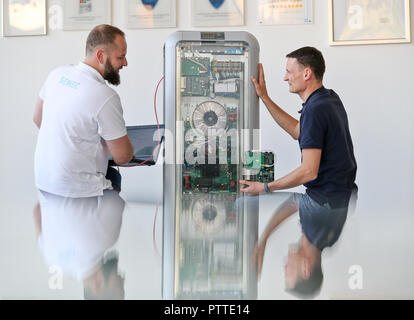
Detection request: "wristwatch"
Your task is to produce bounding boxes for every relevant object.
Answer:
[263,182,271,193]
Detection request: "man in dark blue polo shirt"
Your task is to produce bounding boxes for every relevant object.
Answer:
[240,47,357,298]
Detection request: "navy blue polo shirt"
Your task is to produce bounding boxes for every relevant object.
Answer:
[298,86,357,208]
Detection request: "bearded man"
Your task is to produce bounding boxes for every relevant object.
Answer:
[34,24,133,197]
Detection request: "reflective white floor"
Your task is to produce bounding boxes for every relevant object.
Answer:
[1,190,414,300]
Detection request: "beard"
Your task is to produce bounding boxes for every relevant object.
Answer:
[103,59,121,86]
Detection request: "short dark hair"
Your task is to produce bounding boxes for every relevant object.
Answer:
[86,24,125,55]
[286,262,323,299]
[286,47,325,81]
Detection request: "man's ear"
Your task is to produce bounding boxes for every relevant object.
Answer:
[303,68,312,81]
[301,257,311,280]
[96,49,105,65]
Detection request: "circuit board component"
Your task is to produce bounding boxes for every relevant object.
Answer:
[243,150,275,183]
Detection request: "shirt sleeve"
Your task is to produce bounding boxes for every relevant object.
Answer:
[39,83,46,100]
[299,105,326,150]
[97,94,127,141]
[39,70,53,100]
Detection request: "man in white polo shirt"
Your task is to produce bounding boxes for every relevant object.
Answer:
[33,25,134,197]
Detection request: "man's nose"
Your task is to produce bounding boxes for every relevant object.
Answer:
[124,58,128,67]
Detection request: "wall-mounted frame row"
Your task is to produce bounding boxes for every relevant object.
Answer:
[2,0,412,46]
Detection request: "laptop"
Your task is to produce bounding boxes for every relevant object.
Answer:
[108,124,165,167]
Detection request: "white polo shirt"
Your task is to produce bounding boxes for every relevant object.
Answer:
[34,62,127,198]
[37,189,125,280]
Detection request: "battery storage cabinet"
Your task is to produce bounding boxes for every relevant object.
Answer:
[163,31,260,300]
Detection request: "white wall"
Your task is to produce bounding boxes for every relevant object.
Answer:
[1,0,413,210]
[1,0,414,299]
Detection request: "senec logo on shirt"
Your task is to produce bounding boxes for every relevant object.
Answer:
[59,76,80,90]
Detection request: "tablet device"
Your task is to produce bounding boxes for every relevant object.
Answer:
[108,124,164,167]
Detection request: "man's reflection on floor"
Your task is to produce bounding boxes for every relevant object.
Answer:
[236,190,357,299]
[33,189,126,300]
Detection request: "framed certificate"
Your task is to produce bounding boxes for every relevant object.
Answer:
[329,0,411,46]
[63,0,111,31]
[2,0,46,37]
[192,0,244,27]
[125,0,176,29]
[258,0,313,25]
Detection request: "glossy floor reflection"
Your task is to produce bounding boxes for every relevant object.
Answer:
[1,191,414,299]
[0,192,163,300]
[163,192,258,299]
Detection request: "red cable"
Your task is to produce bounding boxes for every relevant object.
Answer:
[153,200,161,262]
[116,76,164,261]
[119,75,165,167]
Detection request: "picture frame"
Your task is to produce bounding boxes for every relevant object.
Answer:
[63,0,111,31]
[125,0,176,29]
[258,0,313,25]
[329,0,411,46]
[1,0,47,37]
[191,0,244,27]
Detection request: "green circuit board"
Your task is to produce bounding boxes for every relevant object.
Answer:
[243,151,275,183]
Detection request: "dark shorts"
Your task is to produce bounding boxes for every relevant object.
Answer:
[234,190,356,251]
[106,166,122,191]
[297,193,348,251]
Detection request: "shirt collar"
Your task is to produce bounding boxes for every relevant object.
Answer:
[298,86,325,114]
[77,62,106,84]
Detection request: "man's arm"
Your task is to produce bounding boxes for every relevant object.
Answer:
[240,148,322,195]
[33,98,43,129]
[247,148,321,276]
[33,203,42,238]
[251,63,300,140]
[251,194,299,276]
[268,148,321,191]
[105,135,134,165]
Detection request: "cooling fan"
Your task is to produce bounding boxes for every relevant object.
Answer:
[191,197,226,234]
[192,101,228,136]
